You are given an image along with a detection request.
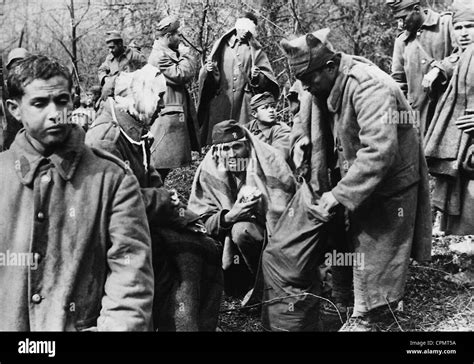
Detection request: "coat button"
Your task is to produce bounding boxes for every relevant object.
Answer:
[421,59,426,64]
[33,252,42,264]
[32,294,42,303]
[37,212,45,221]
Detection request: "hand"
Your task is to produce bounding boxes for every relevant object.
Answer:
[422,67,440,92]
[224,198,260,224]
[318,192,339,214]
[169,189,180,207]
[178,43,190,56]
[292,136,310,169]
[308,203,333,222]
[206,59,217,73]
[251,66,261,80]
[455,110,474,135]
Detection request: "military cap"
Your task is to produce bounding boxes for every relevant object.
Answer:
[6,48,30,69]
[156,15,180,36]
[386,0,420,15]
[250,92,275,111]
[452,0,474,23]
[212,119,246,145]
[105,30,123,43]
[280,28,335,78]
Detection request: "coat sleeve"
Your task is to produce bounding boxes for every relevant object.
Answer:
[331,79,398,211]
[98,172,154,331]
[154,51,195,86]
[431,14,458,82]
[98,58,111,86]
[271,125,291,161]
[86,128,173,226]
[202,210,231,240]
[391,37,408,95]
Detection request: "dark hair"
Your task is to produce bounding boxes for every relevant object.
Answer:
[243,12,258,26]
[7,55,72,100]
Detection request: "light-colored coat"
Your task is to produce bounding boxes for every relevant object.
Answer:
[328,54,432,310]
[197,29,280,146]
[391,9,457,135]
[0,126,154,331]
[148,41,200,169]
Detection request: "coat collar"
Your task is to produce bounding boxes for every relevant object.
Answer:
[112,104,148,142]
[10,125,86,185]
[110,47,132,63]
[211,28,262,59]
[97,99,149,143]
[399,9,440,42]
[247,119,274,139]
[327,53,353,114]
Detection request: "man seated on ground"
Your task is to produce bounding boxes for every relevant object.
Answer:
[86,64,223,332]
[188,119,296,297]
[246,92,291,161]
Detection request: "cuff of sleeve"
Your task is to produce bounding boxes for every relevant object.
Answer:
[219,209,233,231]
[331,186,356,212]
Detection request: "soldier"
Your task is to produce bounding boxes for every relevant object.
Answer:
[188,119,295,297]
[86,65,223,331]
[97,30,146,103]
[1,48,30,150]
[425,2,474,241]
[387,0,458,136]
[197,12,280,147]
[148,15,200,181]
[0,55,154,331]
[281,29,432,331]
[246,92,291,161]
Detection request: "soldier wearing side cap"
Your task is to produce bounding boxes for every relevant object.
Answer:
[281,30,432,331]
[246,92,291,161]
[97,30,146,103]
[387,0,458,136]
[1,48,30,151]
[188,119,296,297]
[147,15,200,181]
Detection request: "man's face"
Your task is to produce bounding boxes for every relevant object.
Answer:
[168,31,181,51]
[255,103,276,124]
[299,66,337,99]
[454,21,474,51]
[220,139,250,172]
[84,92,94,107]
[236,28,252,42]
[7,76,73,152]
[107,41,124,57]
[396,6,423,33]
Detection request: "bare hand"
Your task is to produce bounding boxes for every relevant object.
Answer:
[455,109,474,135]
[224,198,260,224]
[318,192,339,214]
[293,136,310,169]
[206,60,217,73]
[169,189,180,207]
[251,66,261,80]
[422,67,440,92]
